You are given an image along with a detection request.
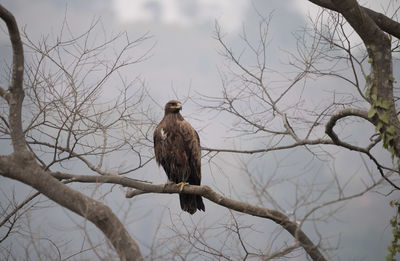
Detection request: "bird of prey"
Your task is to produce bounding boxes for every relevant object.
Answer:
[154,100,205,214]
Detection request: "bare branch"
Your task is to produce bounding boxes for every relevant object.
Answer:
[0,154,143,260]
[52,171,326,261]
[0,191,40,228]
[325,108,371,152]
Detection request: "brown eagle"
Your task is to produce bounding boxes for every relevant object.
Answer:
[154,100,205,214]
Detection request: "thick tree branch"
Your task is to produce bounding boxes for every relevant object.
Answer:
[52,171,326,261]
[325,108,371,153]
[325,108,400,189]
[0,154,143,261]
[0,5,149,260]
[308,0,400,39]
[328,0,400,163]
[0,5,25,153]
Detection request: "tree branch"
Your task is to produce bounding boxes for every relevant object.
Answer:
[308,0,400,39]
[329,0,400,163]
[0,4,25,153]
[0,191,40,228]
[52,171,326,261]
[325,108,371,153]
[0,5,149,260]
[325,108,400,189]
[0,154,143,261]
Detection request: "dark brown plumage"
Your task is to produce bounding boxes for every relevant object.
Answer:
[154,100,205,214]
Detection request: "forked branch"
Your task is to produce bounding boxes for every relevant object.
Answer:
[52,171,326,261]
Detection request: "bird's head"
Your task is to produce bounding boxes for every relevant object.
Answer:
[164,100,182,114]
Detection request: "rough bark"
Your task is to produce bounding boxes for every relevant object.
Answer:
[334,0,400,160]
[0,4,143,260]
[0,154,143,261]
[53,172,326,261]
[308,0,400,39]
[0,5,25,153]
[312,0,400,164]
[1,1,399,260]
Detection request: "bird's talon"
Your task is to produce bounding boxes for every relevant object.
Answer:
[176,182,189,192]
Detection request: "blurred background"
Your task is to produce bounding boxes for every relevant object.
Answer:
[0,0,398,260]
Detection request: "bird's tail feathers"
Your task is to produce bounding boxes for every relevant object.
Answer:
[179,194,205,215]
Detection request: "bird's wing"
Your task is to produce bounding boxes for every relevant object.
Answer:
[178,120,201,184]
[153,123,164,167]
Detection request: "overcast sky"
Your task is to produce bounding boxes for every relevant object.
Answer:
[0,0,398,260]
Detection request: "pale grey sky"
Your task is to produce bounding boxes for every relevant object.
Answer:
[0,0,398,260]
